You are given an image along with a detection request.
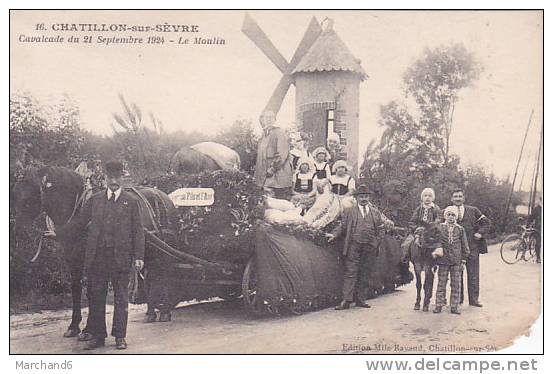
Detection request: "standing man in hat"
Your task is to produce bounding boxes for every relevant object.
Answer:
[254,110,293,199]
[326,184,394,310]
[450,188,490,308]
[47,160,145,350]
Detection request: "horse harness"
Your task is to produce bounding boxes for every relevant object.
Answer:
[31,182,94,263]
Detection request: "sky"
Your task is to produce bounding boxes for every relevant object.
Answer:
[10,10,543,189]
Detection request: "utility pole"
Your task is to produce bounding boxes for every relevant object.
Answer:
[529,123,543,215]
[517,154,531,192]
[502,109,534,231]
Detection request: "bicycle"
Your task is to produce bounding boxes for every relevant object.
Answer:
[500,224,537,264]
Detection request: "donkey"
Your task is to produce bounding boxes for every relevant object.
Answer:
[405,223,441,312]
[13,166,178,336]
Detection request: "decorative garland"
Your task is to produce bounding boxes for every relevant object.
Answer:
[149,170,264,264]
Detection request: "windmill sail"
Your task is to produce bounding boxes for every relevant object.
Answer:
[264,17,323,114]
[242,14,323,115]
[241,13,289,74]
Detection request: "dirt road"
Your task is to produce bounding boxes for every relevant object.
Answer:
[10,243,541,354]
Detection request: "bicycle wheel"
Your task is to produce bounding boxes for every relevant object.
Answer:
[500,234,526,264]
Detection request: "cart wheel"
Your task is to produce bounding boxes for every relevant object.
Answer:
[242,257,265,316]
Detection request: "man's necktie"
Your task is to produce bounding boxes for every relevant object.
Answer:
[108,192,115,203]
[457,206,462,221]
[362,205,368,218]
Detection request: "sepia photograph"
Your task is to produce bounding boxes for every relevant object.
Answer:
[9,9,543,356]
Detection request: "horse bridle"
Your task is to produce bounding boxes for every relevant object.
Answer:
[28,174,89,263]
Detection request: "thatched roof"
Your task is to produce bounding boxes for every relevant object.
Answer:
[292,21,367,80]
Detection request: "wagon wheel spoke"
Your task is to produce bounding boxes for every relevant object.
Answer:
[242,257,265,316]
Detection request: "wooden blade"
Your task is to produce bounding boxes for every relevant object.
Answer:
[286,16,322,73]
[264,17,323,115]
[242,13,289,74]
[264,75,294,115]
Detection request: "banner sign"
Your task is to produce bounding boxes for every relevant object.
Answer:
[169,188,215,207]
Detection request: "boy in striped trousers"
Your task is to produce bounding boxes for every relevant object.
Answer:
[433,206,470,315]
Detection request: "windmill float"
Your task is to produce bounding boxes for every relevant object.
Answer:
[242,13,368,174]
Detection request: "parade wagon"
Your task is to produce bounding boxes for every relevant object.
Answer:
[136,169,412,317]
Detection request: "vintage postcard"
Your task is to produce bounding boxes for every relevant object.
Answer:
[9,10,543,356]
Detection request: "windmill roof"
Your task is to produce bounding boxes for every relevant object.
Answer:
[292,23,368,79]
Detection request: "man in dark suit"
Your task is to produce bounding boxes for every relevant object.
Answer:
[326,184,394,310]
[450,188,490,308]
[47,161,145,350]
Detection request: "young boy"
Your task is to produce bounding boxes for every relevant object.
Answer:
[402,187,442,311]
[433,206,470,315]
[402,187,442,260]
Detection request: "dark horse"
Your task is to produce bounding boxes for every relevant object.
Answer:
[13,166,178,336]
[406,223,441,312]
[13,166,92,337]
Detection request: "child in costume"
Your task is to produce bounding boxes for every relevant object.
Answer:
[328,160,356,211]
[291,157,317,214]
[433,206,470,315]
[312,146,332,181]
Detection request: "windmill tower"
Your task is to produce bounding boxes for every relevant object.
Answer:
[242,14,367,175]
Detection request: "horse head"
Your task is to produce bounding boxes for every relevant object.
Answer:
[13,166,84,240]
[12,167,42,239]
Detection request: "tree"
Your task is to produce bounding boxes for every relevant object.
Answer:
[360,102,431,222]
[403,44,482,165]
[10,92,83,175]
[214,119,259,175]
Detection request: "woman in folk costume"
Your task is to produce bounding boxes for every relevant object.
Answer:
[328,160,356,211]
[402,188,442,259]
[289,131,313,171]
[290,157,317,214]
[433,206,470,315]
[312,146,332,181]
